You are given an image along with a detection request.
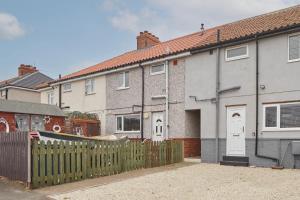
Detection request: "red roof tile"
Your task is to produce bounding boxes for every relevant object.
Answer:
[59,5,300,82]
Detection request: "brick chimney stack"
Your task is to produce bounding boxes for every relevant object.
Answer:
[18,64,38,76]
[137,31,160,50]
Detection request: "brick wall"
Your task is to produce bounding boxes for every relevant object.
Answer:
[0,112,65,133]
[44,116,65,133]
[174,138,201,158]
[0,112,17,132]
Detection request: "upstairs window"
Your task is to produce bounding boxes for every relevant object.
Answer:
[63,83,72,92]
[263,102,300,130]
[85,79,95,95]
[150,63,165,75]
[47,92,54,105]
[118,71,129,89]
[288,34,300,62]
[225,45,248,61]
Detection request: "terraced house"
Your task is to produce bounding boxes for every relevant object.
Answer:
[42,5,300,167]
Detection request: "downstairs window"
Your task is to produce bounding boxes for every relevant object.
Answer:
[263,102,300,130]
[116,114,141,132]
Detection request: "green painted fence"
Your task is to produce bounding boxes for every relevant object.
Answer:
[31,139,183,188]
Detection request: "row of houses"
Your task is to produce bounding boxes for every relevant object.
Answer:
[1,5,300,167]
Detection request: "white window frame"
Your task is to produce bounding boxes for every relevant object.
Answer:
[288,33,300,63]
[225,45,249,61]
[117,71,129,90]
[150,63,165,75]
[85,79,95,95]
[0,90,6,97]
[63,83,72,93]
[115,114,141,133]
[263,102,300,131]
[47,92,54,105]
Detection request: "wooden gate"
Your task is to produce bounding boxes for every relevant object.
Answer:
[0,132,29,182]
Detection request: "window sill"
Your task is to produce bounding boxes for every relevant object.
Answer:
[150,71,165,76]
[288,58,300,63]
[63,90,72,93]
[117,87,130,91]
[225,55,249,62]
[262,128,300,132]
[85,92,96,96]
[115,131,141,134]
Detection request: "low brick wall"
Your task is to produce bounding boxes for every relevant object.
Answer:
[173,138,201,158]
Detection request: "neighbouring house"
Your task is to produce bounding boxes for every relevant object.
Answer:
[0,64,53,103]
[0,99,65,133]
[39,72,106,135]
[42,5,300,166]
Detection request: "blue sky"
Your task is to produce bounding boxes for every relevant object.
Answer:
[0,0,299,80]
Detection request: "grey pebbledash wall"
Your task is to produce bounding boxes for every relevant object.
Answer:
[105,58,200,139]
[185,32,300,168]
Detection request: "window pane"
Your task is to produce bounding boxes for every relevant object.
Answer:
[117,117,122,131]
[124,72,129,87]
[118,73,124,88]
[63,83,71,91]
[123,115,140,131]
[31,115,45,131]
[289,35,300,61]
[265,106,277,127]
[227,46,247,59]
[280,104,300,128]
[151,64,164,74]
[15,114,30,132]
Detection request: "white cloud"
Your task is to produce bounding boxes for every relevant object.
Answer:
[0,12,25,40]
[101,0,298,40]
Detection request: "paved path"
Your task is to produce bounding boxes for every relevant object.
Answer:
[47,161,300,200]
[0,179,47,200]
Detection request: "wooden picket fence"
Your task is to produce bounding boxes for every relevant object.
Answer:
[31,140,183,188]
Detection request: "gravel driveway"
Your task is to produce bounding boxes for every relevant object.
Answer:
[49,163,300,200]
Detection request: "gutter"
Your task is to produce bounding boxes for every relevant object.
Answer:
[0,85,40,93]
[50,52,191,86]
[255,35,280,165]
[191,24,300,55]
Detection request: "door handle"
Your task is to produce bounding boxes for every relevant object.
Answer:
[243,126,245,133]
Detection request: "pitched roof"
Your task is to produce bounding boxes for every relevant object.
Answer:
[58,5,300,82]
[0,72,53,90]
[0,99,66,117]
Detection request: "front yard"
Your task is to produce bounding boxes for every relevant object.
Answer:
[47,161,300,200]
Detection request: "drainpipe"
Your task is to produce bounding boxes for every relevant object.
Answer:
[255,35,279,165]
[165,60,169,140]
[140,64,145,141]
[58,74,62,108]
[215,30,221,163]
[5,88,8,100]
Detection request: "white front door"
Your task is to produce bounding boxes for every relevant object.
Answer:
[152,112,164,141]
[226,106,246,156]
